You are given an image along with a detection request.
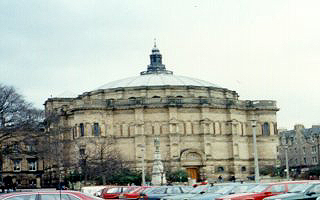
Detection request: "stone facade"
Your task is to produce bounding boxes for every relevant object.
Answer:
[278,124,320,170]
[0,132,44,188]
[44,45,279,181]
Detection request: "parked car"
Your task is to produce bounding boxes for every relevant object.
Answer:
[214,181,310,200]
[101,186,138,199]
[120,186,152,199]
[140,186,192,200]
[160,184,225,200]
[189,183,258,200]
[264,182,320,199]
[0,191,103,200]
[81,186,107,197]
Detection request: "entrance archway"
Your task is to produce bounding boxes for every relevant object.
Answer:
[180,149,205,181]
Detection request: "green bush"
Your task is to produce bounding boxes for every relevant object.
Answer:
[309,166,320,176]
[166,169,188,183]
[260,166,276,176]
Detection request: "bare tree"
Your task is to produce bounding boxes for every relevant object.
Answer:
[72,137,129,185]
[0,84,41,129]
[40,111,73,187]
[0,83,44,187]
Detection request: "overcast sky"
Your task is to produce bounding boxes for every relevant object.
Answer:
[1,0,319,129]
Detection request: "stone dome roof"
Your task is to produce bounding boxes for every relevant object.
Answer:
[98,73,221,90]
[98,44,222,90]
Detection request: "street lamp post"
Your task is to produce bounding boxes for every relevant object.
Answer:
[141,147,146,186]
[285,146,289,180]
[252,119,260,183]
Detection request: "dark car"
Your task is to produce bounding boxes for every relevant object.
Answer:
[140,186,192,200]
[0,191,103,200]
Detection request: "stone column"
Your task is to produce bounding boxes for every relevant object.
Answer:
[151,137,167,185]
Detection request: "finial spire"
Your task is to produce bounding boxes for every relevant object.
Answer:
[154,38,157,48]
[140,40,173,75]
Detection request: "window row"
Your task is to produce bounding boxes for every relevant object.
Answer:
[72,121,274,138]
[72,123,101,138]
[13,159,37,172]
[216,166,246,173]
[2,143,37,153]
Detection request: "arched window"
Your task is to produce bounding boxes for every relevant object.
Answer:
[80,123,85,137]
[241,166,246,172]
[262,122,270,136]
[128,97,136,104]
[217,166,224,172]
[93,123,100,137]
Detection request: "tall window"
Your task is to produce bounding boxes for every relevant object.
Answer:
[13,143,19,152]
[93,123,100,136]
[28,160,37,171]
[13,160,21,171]
[80,123,84,137]
[262,122,270,136]
[313,157,317,164]
[312,146,317,154]
[79,148,85,157]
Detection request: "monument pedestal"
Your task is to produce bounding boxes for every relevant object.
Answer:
[151,137,167,186]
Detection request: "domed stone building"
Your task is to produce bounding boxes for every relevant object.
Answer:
[44,44,279,182]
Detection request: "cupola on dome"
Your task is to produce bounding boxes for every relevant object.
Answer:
[98,43,221,90]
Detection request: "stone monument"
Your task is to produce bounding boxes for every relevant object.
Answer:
[151,137,167,185]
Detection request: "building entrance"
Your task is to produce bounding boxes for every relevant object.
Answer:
[186,167,200,181]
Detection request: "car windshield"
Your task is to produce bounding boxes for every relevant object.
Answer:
[106,188,120,193]
[247,184,269,193]
[214,186,235,194]
[189,185,209,194]
[207,185,225,193]
[231,184,257,193]
[181,186,193,193]
[289,184,310,193]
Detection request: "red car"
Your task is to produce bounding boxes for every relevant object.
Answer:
[101,186,138,199]
[215,181,312,200]
[120,186,152,199]
[0,191,103,200]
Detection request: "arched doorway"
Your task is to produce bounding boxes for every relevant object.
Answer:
[180,149,205,182]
